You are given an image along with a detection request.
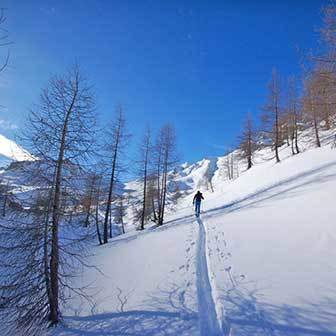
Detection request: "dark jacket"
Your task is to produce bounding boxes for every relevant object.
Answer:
[193,192,204,203]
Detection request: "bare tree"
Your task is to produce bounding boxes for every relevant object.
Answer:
[0,65,97,333]
[82,173,98,227]
[319,3,336,69]
[312,3,336,130]
[154,124,178,226]
[285,76,301,155]
[262,68,282,162]
[238,112,257,170]
[137,127,152,230]
[225,149,233,180]
[303,73,322,147]
[103,106,129,243]
[147,174,158,223]
[223,147,239,180]
[81,167,106,245]
[85,170,104,245]
[95,181,103,245]
[114,195,126,234]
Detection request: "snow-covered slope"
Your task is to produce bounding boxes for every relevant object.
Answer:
[51,128,336,336]
[177,157,218,191]
[0,134,33,165]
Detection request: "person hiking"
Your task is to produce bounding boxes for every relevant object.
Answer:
[193,190,204,217]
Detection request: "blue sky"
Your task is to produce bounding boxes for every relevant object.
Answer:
[0,0,328,163]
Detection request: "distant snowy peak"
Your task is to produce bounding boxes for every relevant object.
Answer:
[0,134,33,162]
[175,157,219,192]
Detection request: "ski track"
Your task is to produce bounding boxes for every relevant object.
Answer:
[196,217,222,336]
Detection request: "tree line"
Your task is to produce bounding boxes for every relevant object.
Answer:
[0,63,181,334]
[238,4,336,170]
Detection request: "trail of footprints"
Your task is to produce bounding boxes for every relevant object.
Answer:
[170,224,245,289]
[169,222,198,310]
[208,228,246,288]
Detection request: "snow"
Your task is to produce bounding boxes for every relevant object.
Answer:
[41,129,336,335]
[0,134,33,163]
[53,218,200,335]
[196,218,222,335]
[204,148,336,334]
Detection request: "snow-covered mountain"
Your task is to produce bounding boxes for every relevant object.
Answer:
[0,134,33,166]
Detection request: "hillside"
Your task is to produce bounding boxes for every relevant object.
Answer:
[0,134,33,166]
[47,128,336,336]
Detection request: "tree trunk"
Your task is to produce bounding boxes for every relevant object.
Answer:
[43,182,55,323]
[156,152,162,225]
[104,134,120,244]
[313,110,321,147]
[159,150,169,225]
[49,113,70,324]
[84,185,94,227]
[109,205,113,238]
[152,197,157,222]
[159,171,168,226]
[247,143,252,169]
[295,128,300,153]
[324,95,330,130]
[275,104,281,163]
[96,205,103,245]
[140,165,148,230]
[121,216,125,234]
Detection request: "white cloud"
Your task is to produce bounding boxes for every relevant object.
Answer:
[0,119,18,130]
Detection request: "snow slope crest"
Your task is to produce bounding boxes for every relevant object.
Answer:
[0,134,33,162]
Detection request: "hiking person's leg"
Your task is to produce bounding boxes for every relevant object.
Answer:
[196,201,201,216]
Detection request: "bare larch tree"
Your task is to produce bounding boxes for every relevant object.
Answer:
[154,124,178,226]
[138,127,152,230]
[103,106,128,243]
[262,68,282,163]
[0,65,97,333]
[285,76,301,155]
[303,73,322,147]
[239,112,257,170]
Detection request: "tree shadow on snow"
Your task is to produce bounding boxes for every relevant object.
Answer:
[220,282,336,336]
[53,283,198,336]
